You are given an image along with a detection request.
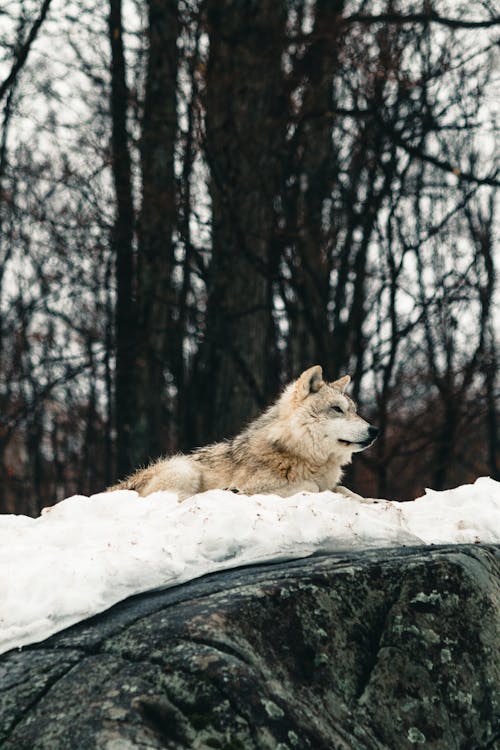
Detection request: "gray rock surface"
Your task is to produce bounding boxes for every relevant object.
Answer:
[0,544,499,750]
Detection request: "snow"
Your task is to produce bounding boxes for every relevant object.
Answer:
[1,476,499,657]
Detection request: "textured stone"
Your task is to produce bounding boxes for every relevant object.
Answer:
[0,545,498,749]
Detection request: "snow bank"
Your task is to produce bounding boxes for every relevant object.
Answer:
[1,477,499,656]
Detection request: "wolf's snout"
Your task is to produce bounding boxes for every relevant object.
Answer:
[357,425,379,450]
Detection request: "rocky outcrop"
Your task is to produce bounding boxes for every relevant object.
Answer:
[0,545,498,750]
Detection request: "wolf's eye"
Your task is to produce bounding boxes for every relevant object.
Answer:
[332,405,344,414]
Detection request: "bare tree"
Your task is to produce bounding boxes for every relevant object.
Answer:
[108,0,137,478]
[132,0,178,465]
[0,0,53,103]
[0,0,497,512]
[193,0,288,443]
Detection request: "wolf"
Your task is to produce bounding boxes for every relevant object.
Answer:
[109,365,378,501]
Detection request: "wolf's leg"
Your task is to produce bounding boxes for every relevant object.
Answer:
[142,456,203,501]
[334,485,379,503]
[272,480,321,497]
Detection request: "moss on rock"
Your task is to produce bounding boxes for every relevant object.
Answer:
[0,545,498,749]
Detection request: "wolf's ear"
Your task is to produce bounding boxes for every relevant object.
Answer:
[332,375,351,392]
[295,365,324,399]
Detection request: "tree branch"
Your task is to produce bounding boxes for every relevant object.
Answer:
[344,10,500,30]
[0,0,53,103]
[393,135,500,188]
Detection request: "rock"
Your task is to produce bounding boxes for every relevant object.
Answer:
[0,544,499,749]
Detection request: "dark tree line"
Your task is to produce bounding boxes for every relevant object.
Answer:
[0,0,498,514]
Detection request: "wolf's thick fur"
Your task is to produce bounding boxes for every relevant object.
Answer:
[109,365,378,500]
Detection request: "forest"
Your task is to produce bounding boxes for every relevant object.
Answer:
[0,0,498,515]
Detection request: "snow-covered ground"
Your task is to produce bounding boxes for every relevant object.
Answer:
[1,476,499,656]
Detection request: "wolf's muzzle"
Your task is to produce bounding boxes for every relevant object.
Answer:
[360,426,379,447]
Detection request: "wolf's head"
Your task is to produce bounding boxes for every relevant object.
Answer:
[281,365,378,461]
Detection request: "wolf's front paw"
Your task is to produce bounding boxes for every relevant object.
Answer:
[334,485,376,503]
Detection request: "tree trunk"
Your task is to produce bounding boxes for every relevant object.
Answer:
[285,0,344,378]
[108,0,136,478]
[196,0,288,443]
[131,0,179,466]
[432,393,458,491]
